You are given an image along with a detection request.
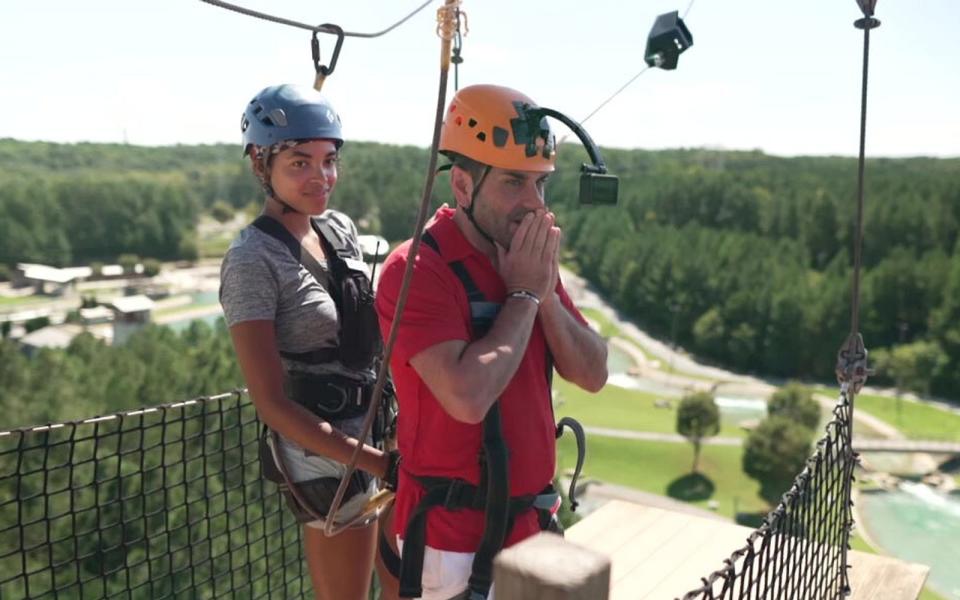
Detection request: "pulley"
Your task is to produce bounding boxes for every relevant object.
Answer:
[644,10,693,70]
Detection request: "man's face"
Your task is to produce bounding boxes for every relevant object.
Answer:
[469,166,550,248]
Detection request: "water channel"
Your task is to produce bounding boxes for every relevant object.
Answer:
[859,482,960,599]
[606,341,960,598]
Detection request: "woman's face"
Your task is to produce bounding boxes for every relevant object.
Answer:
[268,139,339,214]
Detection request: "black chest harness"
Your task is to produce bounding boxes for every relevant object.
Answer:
[249,215,394,524]
[387,231,587,600]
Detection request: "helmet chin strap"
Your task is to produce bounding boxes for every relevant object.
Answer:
[259,153,302,215]
[463,165,496,246]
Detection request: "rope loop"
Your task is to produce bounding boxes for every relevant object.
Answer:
[436,1,463,40]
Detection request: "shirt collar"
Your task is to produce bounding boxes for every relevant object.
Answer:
[427,207,488,264]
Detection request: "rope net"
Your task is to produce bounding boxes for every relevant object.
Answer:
[2,386,858,599]
[681,391,858,600]
[0,391,309,599]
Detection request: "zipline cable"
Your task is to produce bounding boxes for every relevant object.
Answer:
[199,0,433,37]
[560,4,694,143]
[323,0,464,537]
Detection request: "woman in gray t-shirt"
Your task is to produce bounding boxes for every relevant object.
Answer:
[220,84,392,600]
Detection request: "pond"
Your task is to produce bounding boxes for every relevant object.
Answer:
[858,482,960,599]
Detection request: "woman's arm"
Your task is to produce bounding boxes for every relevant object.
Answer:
[229,319,389,477]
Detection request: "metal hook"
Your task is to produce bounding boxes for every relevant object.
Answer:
[311,23,345,91]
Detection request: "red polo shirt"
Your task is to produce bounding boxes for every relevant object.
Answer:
[375,207,588,552]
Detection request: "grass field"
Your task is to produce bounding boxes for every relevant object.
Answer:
[555,378,749,439]
[853,392,960,442]
[813,385,960,442]
[557,434,768,521]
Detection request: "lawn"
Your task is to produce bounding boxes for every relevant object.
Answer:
[555,378,749,439]
[0,294,48,307]
[853,393,960,442]
[579,306,623,341]
[557,434,768,521]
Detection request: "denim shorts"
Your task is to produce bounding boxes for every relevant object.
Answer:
[267,434,377,528]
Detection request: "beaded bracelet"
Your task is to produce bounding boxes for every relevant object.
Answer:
[506,289,541,306]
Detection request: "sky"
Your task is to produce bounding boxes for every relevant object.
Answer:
[1,0,958,158]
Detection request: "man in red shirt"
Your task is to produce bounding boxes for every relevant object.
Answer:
[375,84,608,599]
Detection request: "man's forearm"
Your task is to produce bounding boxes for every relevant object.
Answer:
[539,292,608,392]
[451,295,541,419]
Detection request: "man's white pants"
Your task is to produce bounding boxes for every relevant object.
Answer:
[397,537,494,600]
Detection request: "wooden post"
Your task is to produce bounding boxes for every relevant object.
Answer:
[494,532,611,600]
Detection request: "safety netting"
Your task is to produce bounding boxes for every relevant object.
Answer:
[0,391,309,599]
[680,390,858,600]
[1,386,859,600]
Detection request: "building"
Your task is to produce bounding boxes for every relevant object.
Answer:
[13,263,92,296]
[109,295,155,346]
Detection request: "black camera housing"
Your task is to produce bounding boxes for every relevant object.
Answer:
[579,171,619,205]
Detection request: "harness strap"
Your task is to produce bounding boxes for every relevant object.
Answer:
[379,529,402,580]
[467,402,509,598]
[397,472,547,598]
[252,215,338,357]
[278,348,339,364]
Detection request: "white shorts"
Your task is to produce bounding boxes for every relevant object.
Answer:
[396,537,495,600]
[268,434,377,528]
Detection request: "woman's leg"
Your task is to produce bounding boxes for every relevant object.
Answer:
[303,520,377,600]
[374,503,400,600]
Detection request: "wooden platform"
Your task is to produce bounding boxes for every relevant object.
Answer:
[566,500,929,600]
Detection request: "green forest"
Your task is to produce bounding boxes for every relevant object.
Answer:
[2,137,958,599]
[2,137,958,400]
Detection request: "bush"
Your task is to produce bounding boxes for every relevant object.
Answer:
[742,416,813,504]
[118,254,140,275]
[768,382,820,431]
[142,258,161,278]
[210,200,234,224]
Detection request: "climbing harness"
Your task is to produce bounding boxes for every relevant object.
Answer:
[384,229,586,600]
[249,214,395,525]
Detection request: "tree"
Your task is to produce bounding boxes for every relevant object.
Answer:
[676,392,720,473]
[768,383,820,432]
[210,200,234,224]
[142,258,161,278]
[872,341,947,397]
[742,416,813,504]
[118,254,140,275]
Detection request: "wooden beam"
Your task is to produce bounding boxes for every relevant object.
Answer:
[494,532,611,600]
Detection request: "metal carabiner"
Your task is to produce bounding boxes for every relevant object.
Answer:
[311,23,345,91]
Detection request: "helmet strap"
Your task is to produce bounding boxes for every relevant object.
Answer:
[258,153,302,215]
[463,165,495,246]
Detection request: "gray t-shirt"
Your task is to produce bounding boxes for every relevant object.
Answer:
[220,210,370,437]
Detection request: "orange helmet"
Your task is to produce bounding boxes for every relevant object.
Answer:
[439,84,556,173]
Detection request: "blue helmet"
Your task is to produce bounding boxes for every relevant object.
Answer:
[240,84,343,155]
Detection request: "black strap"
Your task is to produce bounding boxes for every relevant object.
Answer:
[397,472,537,598]
[252,215,339,360]
[467,403,510,598]
[379,529,402,580]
